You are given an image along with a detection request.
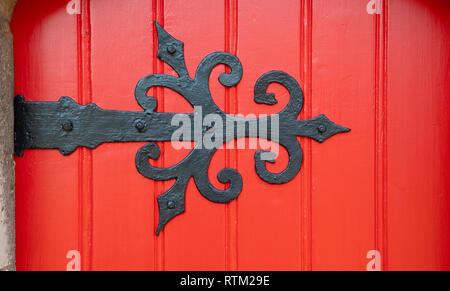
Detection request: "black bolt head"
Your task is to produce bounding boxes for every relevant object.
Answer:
[167,201,176,209]
[62,120,73,132]
[167,45,176,55]
[134,120,146,132]
[318,124,327,134]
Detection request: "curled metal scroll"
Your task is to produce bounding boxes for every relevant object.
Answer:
[135,22,350,234]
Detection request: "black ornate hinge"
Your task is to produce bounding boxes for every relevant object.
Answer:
[14,22,350,234]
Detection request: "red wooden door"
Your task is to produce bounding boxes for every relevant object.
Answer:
[11,0,450,271]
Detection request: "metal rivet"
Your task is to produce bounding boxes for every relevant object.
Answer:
[167,201,176,209]
[167,45,176,55]
[318,124,327,134]
[134,120,146,132]
[62,120,73,132]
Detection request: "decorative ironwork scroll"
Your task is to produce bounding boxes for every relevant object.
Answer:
[14,22,350,234]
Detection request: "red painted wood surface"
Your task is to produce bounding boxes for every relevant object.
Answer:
[11,0,450,270]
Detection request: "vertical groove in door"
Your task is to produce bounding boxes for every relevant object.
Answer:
[374,0,388,271]
[78,0,93,272]
[300,0,313,271]
[152,0,165,271]
[225,0,239,271]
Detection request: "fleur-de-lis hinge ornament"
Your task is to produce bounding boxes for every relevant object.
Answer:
[14,22,350,234]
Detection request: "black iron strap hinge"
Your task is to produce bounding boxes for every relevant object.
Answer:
[14,22,350,234]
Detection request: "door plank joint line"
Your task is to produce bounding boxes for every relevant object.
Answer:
[78,0,93,272]
[374,0,388,271]
[153,0,166,271]
[300,0,313,272]
[225,0,239,271]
